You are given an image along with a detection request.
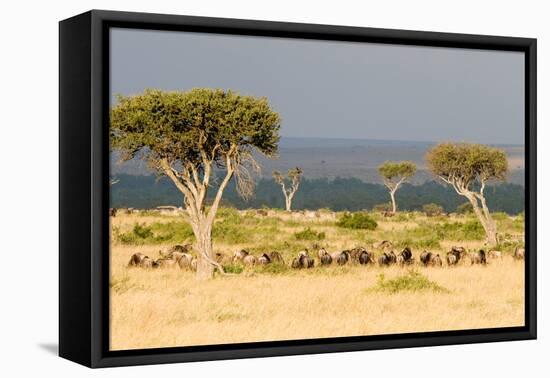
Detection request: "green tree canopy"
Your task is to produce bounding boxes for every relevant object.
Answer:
[426,142,508,245]
[111,88,280,169]
[378,161,417,213]
[426,143,507,188]
[378,161,417,181]
[110,88,281,278]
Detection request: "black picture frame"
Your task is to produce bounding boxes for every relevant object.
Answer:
[59,9,537,368]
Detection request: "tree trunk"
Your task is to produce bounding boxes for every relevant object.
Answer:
[194,224,215,280]
[285,196,292,212]
[390,190,397,214]
[467,195,498,246]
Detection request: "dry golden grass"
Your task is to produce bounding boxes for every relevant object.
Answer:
[110,208,525,351]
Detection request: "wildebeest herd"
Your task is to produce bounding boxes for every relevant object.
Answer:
[127,241,526,272]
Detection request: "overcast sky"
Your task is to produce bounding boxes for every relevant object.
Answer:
[110,28,524,145]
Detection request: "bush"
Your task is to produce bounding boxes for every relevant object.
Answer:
[423,203,444,217]
[456,202,473,214]
[371,271,448,294]
[373,202,392,212]
[436,220,484,240]
[117,221,195,245]
[212,219,249,244]
[294,227,326,241]
[222,264,244,274]
[336,212,378,230]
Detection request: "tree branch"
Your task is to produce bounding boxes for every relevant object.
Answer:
[206,147,236,224]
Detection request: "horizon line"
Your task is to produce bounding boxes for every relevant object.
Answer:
[278,135,524,147]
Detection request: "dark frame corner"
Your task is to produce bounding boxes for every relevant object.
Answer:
[59,9,537,368]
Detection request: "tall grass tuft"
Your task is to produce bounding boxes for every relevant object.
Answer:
[370,271,449,294]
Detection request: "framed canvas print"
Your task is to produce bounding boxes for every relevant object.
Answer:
[59,10,536,368]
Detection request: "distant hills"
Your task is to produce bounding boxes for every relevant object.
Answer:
[110,137,525,186]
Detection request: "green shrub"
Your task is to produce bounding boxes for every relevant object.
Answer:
[222,264,244,274]
[117,221,195,245]
[423,203,444,217]
[434,220,485,240]
[337,212,378,230]
[294,227,326,241]
[456,202,473,214]
[371,271,448,294]
[212,212,249,244]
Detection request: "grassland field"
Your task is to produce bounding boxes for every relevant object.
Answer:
[110,208,525,351]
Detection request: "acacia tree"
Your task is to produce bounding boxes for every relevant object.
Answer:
[378,161,416,214]
[272,167,303,211]
[111,89,280,279]
[426,143,507,246]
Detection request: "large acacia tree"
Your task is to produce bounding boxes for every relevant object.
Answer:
[426,143,507,246]
[378,161,416,214]
[272,167,302,211]
[111,89,281,279]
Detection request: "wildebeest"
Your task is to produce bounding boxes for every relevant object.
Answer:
[514,247,525,260]
[155,257,178,268]
[401,247,413,261]
[258,253,271,265]
[378,250,396,266]
[469,249,487,265]
[232,249,249,262]
[446,246,466,266]
[334,250,351,265]
[243,255,257,266]
[142,257,157,268]
[214,252,228,264]
[396,247,414,266]
[318,248,332,265]
[171,244,192,253]
[349,247,367,262]
[292,251,315,269]
[128,252,146,267]
[488,250,502,259]
[128,252,161,268]
[320,253,333,265]
[268,251,285,264]
[177,253,195,270]
[420,250,433,266]
[317,248,329,259]
[109,208,117,217]
[420,251,442,267]
[358,250,375,265]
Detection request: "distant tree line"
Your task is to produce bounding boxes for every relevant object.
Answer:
[111,174,524,215]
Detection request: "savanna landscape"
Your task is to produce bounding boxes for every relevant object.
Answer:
[110,206,525,350]
[108,30,526,351]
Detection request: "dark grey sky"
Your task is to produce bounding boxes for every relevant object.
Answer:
[110,28,524,145]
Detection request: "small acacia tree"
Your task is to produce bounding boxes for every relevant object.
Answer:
[378,161,416,214]
[426,143,507,246]
[111,88,280,279]
[272,167,303,211]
